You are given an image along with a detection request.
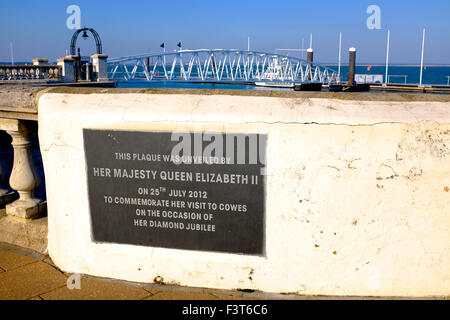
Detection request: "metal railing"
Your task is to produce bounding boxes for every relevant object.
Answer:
[0,65,61,81]
[108,49,339,84]
[387,75,408,85]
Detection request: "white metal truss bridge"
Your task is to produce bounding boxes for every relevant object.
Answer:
[108,49,340,84]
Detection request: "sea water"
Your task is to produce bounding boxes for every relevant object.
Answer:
[331,65,450,85]
[113,64,450,89]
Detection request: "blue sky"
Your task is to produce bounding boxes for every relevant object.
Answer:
[0,0,449,64]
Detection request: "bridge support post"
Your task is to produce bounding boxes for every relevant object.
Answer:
[145,57,150,72]
[307,48,313,64]
[91,54,109,81]
[307,48,313,80]
[0,119,43,220]
[57,56,76,83]
[348,47,356,86]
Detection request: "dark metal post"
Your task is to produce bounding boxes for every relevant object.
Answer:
[145,57,150,72]
[348,47,356,86]
[307,48,313,80]
[307,48,313,64]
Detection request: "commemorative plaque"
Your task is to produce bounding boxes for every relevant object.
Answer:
[83,129,266,255]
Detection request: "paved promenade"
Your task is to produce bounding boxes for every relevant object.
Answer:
[0,242,303,300]
[1,242,441,300]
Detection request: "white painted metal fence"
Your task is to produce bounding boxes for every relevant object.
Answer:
[108,49,339,84]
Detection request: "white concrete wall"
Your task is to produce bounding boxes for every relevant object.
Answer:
[37,92,450,297]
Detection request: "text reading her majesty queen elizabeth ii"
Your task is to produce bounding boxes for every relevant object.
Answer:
[83,129,267,255]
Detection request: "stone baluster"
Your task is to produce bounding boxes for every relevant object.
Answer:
[32,58,49,80]
[0,119,43,220]
[37,67,43,79]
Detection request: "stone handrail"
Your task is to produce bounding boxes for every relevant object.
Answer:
[0,65,61,81]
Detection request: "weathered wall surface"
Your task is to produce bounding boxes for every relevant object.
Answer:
[37,90,450,296]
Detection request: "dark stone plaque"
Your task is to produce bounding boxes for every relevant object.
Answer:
[83,129,266,255]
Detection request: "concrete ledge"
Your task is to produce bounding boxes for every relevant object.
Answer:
[34,86,450,102]
[32,58,49,64]
[0,85,45,119]
[57,57,75,63]
[0,118,28,131]
[0,209,48,254]
[0,85,450,121]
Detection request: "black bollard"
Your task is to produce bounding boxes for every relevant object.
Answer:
[348,47,356,86]
[145,57,150,72]
[307,48,313,63]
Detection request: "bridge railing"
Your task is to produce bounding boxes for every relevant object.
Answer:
[107,49,340,84]
[0,65,61,81]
